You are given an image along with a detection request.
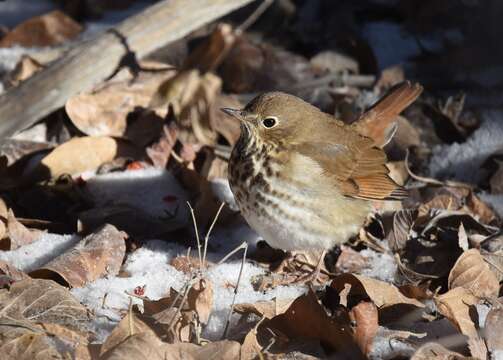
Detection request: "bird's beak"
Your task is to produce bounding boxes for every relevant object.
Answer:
[221,108,246,121]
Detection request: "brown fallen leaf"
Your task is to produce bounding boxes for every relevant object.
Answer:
[103,332,241,360]
[435,287,487,359]
[8,55,44,86]
[29,136,141,180]
[100,310,159,357]
[262,289,364,358]
[240,326,263,360]
[411,342,472,360]
[448,248,499,298]
[170,255,202,274]
[465,192,497,225]
[187,278,213,325]
[66,63,174,138]
[0,209,42,250]
[483,301,503,354]
[489,159,503,194]
[0,278,91,333]
[1,329,64,360]
[350,301,379,355]
[235,298,295,320]
[330,273,424,308]
[182,23,236,73]
[0,260,29,284]
[387,209,418,252]
[30,224,127,287]
[0,10,82,48]
[151,70,221,146]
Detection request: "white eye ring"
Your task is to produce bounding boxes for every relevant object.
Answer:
[262,116,278,128]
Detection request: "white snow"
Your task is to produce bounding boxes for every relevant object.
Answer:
[0,233,80,272]
[429,110,503,183]
[360,248,397,283]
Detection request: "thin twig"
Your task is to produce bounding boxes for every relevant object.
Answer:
[218,241,248,265]
[404,149,472,189]
[187,201,203,269]
[128,297,134,336]
[236,0,274,34]
[167,277,197,333]
[203,202,225,268]
[222,241,248,339]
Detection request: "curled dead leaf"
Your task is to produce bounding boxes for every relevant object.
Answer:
[387,209,417,252]
[0,278,90,333]
[100,310,158,357]
[261,289,363,358]
[350,301,379,355]
[0,10,82,48]
[411,342,471,360]
[32,136,140,180]
[66,63,174,138]
[103,332,240,360]
[448,248,499,298]
[483,302,503,354]
[434,287,488,359]
[235,298,295,319]
[187,278,213,325]
[330,273,424,309]
[0,209,42,250]
[30,224,127,287]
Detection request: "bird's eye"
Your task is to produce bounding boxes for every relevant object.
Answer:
[262,117,277,128]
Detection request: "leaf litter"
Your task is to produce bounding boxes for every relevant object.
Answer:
[1,1,503,359]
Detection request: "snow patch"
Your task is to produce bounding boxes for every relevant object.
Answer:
[0,233,80,272]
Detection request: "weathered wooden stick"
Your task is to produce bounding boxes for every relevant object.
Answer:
[0,0,254,143]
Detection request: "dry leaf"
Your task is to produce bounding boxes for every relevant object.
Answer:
[435,287,487,359]
[30,224,126,287]
[170,255,202,274]
[483,303,503,354]
[0,10,82,47]
[100,310,158,357]
[411,342,471,360]
[9,55,44,86]
[235,298,295,319]
[0,260,29,283]
[240,327,263,360]
[103,332,240,360]
[465,192,496,225]
[0,209,42,250]
[182,23,236,73]
[32,136,139,180]
[1,330,64,360]
[101,332,167,360]
[0,278,90,332]
[458,223,469,251]
[187,278,213,325]
[66,63,174,138]
[448,248,499,298]
[350,301,379,355]
[330,273,424,308]
[263,289,363,358]
[387,209,417,252]
[489,159,503,194]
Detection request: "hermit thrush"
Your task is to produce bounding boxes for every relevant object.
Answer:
[222,82,422,275]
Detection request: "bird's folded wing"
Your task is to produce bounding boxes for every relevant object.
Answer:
[295,139,407,200]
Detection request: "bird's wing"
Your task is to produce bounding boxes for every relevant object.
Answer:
[294,137,407,200]
[353,81,423,147]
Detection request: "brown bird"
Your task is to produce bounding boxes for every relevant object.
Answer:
[222,82,422,280]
